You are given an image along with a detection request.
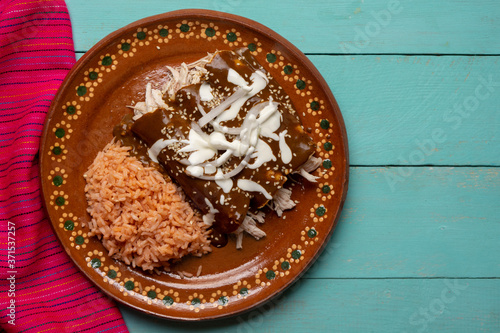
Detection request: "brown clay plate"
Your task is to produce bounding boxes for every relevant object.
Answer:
[40,9,348,320]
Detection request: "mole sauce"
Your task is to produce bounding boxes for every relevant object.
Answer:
[116,49,315,247]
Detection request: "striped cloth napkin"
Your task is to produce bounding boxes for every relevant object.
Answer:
[0,1,128,332]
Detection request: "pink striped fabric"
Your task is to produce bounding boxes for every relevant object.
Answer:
[0,1,128,332]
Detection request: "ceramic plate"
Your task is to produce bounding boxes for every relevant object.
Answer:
[40,9,348,320]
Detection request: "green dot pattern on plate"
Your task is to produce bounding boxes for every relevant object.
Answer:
[63,220,74,230]
[90,258,101,268]
[159,28,169,37]
[180,24,190,32]
[54,128,65,138]
[107,269,117,279]
[192,298,201,306]
[323,159,332,169]
[266,270,276,280]
[266,53,277,63]
[218,296,229,306]
[163,296,174,305]
[316,206,326,217]
[322,185,331,194]
[52,175,63,186]
[320,119,330,129]
[52,146,62,155]
[226,32,237,42]
[324,142,333,151]
[75,235,84,245]
[102,56,113,66]
[310,101,320,110]
[137,31,146,40]
[89,71,98,80]
[296,79,306,90]
[66,105,76,114]
[247,43,256,51]
[147,290,157,299]
[281,261,290,270]
[283,65,293,75]
[308,229,318,238]
[76,86,86,96]
[55,196,65,206]
[204,27,215,37]
[124,280,135,290]
[240,288,249,296]
[292,250,302,260]
[121,42,131,52]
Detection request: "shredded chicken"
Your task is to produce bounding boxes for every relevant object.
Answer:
[247,211,266,223]
[294,155,322,182]
[269,188,296,217]
[235,214,267,249]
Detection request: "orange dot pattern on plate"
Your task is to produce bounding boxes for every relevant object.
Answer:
[43,18,340,312]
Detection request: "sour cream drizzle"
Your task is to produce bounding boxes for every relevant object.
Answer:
[148,64,294,196]
[147,139,178,163]
[237,179,272,200]
[278,130,292,164]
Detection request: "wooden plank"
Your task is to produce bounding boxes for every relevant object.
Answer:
[309,167,500,278]
[311,55,500,166]
[66,0,500,54]
[74,52,500,166]
[119,278,500,332]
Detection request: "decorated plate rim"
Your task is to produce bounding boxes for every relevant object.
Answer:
[40,9,349,321]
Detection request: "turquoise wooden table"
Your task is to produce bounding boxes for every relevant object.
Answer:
[66,1,500,332]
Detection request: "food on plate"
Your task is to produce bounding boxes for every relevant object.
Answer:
[84,48,321,271]
[84,142,211,271]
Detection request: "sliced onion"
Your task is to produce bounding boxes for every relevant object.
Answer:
[147,139,177,163]
[190,121,210,140]
[197,101,207,116]
[300,154,322,173]
[213,101,278,136]
[186,149,253,180]
[224,101,272,135]
[215,150,233,166]
[198,87,250,127]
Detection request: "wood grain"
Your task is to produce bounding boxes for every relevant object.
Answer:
[119,278,500,332]
[66,0,500,54]
[309,167,500,278]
